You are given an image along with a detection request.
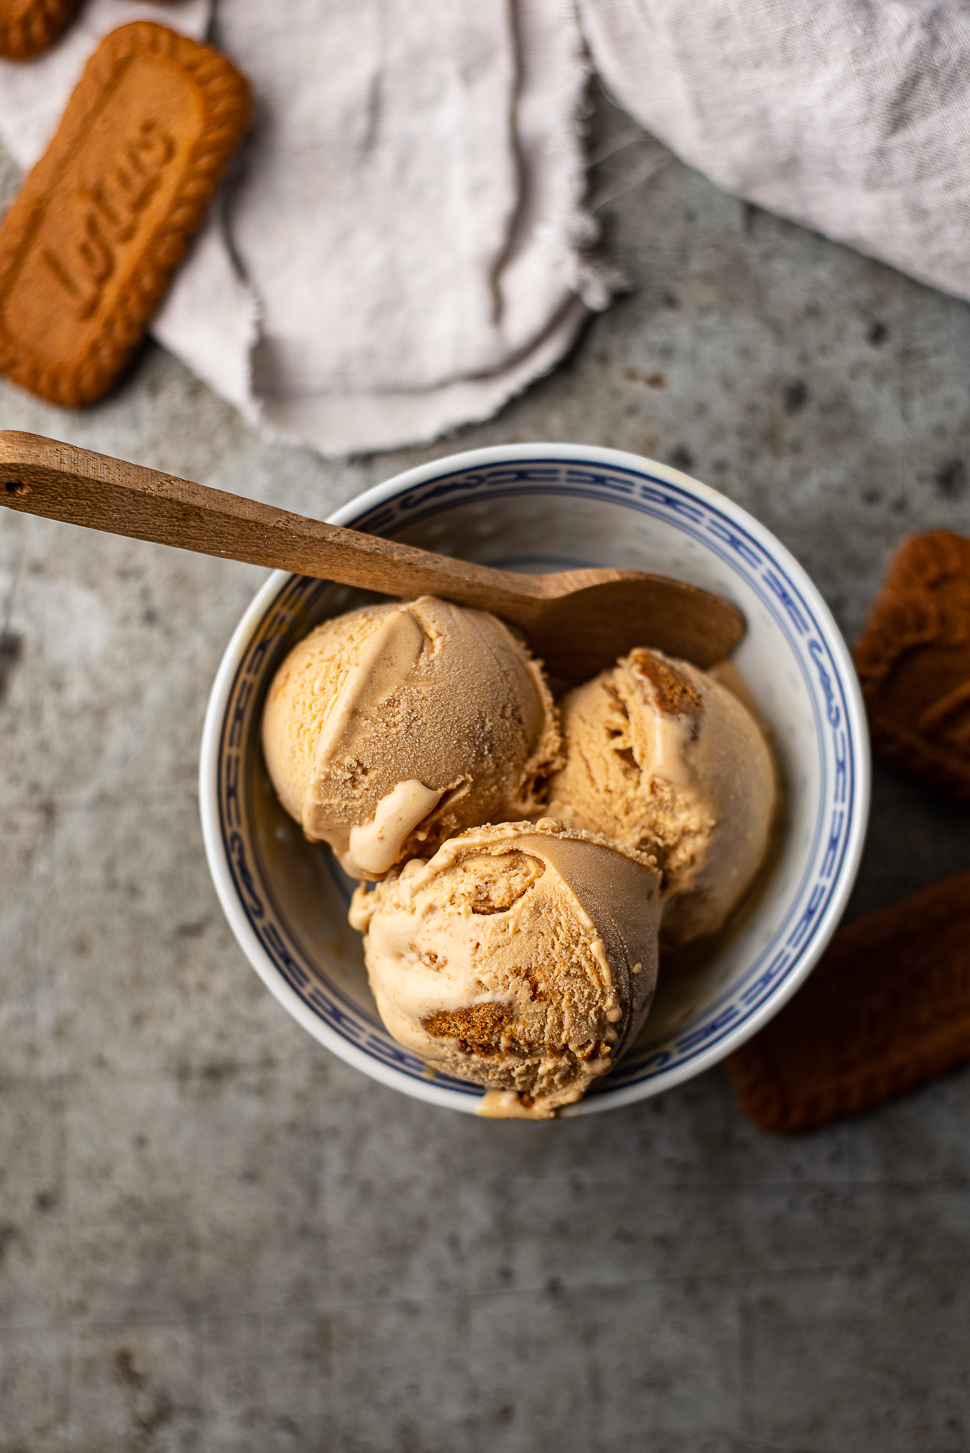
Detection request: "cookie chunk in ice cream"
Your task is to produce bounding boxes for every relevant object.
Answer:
[548,647,775,945]
[349,821,661,1118]
[261,597,560,879]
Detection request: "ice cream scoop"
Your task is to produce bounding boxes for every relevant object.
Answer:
[548,648,775,945]
[349,820,662,1118]
[262,597,561,879]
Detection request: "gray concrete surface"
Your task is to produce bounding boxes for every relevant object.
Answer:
[2,86,970,1453]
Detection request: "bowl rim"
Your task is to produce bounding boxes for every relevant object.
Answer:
[199,441,871,1114]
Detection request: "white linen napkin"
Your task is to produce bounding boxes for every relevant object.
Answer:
[578,0,970,307]
[5,1,970,457]
[207,0,605,453]
[0,0,605,456]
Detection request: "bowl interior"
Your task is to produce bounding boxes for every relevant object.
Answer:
[205,450,866,1114]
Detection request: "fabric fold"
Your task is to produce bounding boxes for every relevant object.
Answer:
[0,0,606,456]
[214,0,607,453]
[577,0,970,306]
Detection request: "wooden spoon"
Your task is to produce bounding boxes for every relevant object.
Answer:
[0,431,744,682]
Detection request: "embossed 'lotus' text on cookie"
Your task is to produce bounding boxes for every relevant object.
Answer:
[37,120,177,326]
[0,22,251,407]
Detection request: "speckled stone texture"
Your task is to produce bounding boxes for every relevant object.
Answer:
[2,87,970,1453]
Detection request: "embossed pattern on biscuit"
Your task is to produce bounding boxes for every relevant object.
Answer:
[0,0,81,60]
[727,871,970,1132]
[854,531,970,800]
[883,529,970,603]
[0,22,251,407]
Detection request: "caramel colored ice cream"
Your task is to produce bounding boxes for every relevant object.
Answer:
[262,597,560,879]
[548,647,775,945]
[349,820,661,1118]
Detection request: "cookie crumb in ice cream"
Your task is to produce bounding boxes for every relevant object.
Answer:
[629,647,703,728]
[549,646,775,945]
[350,821,661,1117]
[422,1001,512,1055]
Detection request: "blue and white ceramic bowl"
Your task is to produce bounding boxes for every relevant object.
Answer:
[200,444,870,1115]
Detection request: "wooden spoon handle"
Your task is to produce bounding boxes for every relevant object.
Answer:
[0,432,746,674]
[0,431,547,620]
